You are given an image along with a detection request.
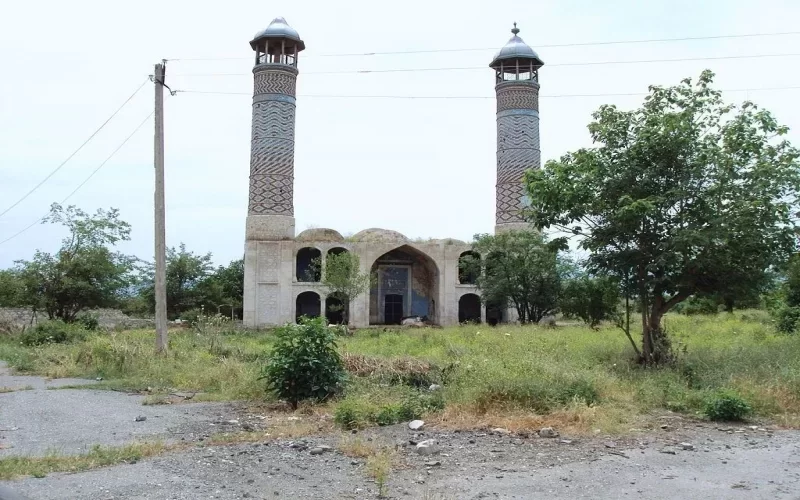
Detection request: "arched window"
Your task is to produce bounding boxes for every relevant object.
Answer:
[486,299,506,326]
[325,295,346,325]
[295,291,321,322]
[458,294,481,323]
[458,251,481,284]
[296,247,321,282]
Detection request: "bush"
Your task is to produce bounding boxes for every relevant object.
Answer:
[77,312,100,331]
[333,390,446,430]
[260,316,347,409]
[678,296,719,315]
[704,391,752,421]
[20,320,88,347]
[776,306,800,334]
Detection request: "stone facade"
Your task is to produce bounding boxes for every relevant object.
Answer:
[242,19,541,328]
[243,231,484,327]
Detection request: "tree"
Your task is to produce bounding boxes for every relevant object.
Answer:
[0,269,24,307]
[310,251,373,324]
[561,275,620,329]
[467,230,564,324]
[140,243,213,319]
[196,258,244,318]
[12,203,134,322]
[526,70,800,363]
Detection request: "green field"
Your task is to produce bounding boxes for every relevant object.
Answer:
[1,311,798,434]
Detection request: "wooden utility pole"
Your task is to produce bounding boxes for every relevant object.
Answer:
[154,62,168,352]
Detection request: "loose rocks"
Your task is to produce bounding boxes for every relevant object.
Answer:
[539,427,559,438]
[408,420,425,431]
[415,439,440,456]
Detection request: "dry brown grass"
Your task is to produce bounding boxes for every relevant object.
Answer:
[433,400,647,436]
[342,352,434,380]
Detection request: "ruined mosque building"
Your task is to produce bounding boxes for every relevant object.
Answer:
[243,17,543,328]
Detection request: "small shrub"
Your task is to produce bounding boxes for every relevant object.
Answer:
[334,399,373,430]
[76,313,99,331]
[260,316,348,410]
[375,404,402,426]
[557,379,599,406]
[20,321,87,347]
[704,391,752,421]
[776,306,800,334]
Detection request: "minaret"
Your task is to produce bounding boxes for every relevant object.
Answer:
[490,23,544,233]
[245,17,305,240]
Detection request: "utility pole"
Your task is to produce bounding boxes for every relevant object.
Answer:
[153,62,168,352]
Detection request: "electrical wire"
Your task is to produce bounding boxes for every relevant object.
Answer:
[0,111,154,247]
[174,85,800,100]
[0,79,149,220]
[165,30,800,61]
[168,52,800,77]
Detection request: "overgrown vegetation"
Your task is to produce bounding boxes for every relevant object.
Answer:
[527,70,800,363]
[260,316,347,409]
[3,313,793,433]
[704,390,753,422]
[0,442,166,480]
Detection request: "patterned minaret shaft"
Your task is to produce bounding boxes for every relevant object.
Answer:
[490,24,544,232]
[245,17,305,240]
[248,65,297,216]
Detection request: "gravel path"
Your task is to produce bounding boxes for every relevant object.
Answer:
[2,362,800,499]
[0,361,237,457]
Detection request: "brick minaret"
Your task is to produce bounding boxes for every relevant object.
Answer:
[245,17,305,240]
[490,23,544,233]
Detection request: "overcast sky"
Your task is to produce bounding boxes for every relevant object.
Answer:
[1,0,799,268]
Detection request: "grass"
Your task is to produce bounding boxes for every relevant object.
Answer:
[0,385,33,393]
[0,442,167,480]
[2,310,800,434]
[337,435,397,497]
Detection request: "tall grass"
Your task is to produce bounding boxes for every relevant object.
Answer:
[1,310,799,432]
[0,328,272,400]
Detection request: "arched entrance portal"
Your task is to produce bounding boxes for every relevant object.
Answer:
[295,291,321,322]
[369,245,439,325]
[458,293,481,323]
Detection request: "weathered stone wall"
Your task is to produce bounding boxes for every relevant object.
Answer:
[0,308,154,330]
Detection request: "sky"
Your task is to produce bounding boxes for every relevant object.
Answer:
[1,0,800,268]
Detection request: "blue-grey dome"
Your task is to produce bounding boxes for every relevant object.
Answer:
[490,24,544,69]
[250,17,305,51]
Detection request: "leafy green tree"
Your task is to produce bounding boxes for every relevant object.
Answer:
[12,203,134,321]
[0,269,25,306]
[526,70,800,363]
[310,251,373,324]
[196,258,244,318]
[561,275,620,329]
[139,243,213,319]
[467,230,564,324]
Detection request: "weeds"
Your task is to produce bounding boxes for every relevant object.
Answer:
[0,385,33,393]
[0,442,166,480]
[1,311,800,433]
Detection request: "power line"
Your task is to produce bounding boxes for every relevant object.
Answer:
[0,111,154,247]
[166,30,800,61]
[0,79,149,220]
[174,85,800,100]
[169,52,800,77]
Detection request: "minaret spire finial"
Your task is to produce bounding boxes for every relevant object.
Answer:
[511,22,519,35]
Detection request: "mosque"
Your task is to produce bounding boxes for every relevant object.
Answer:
[242,17,543,328]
